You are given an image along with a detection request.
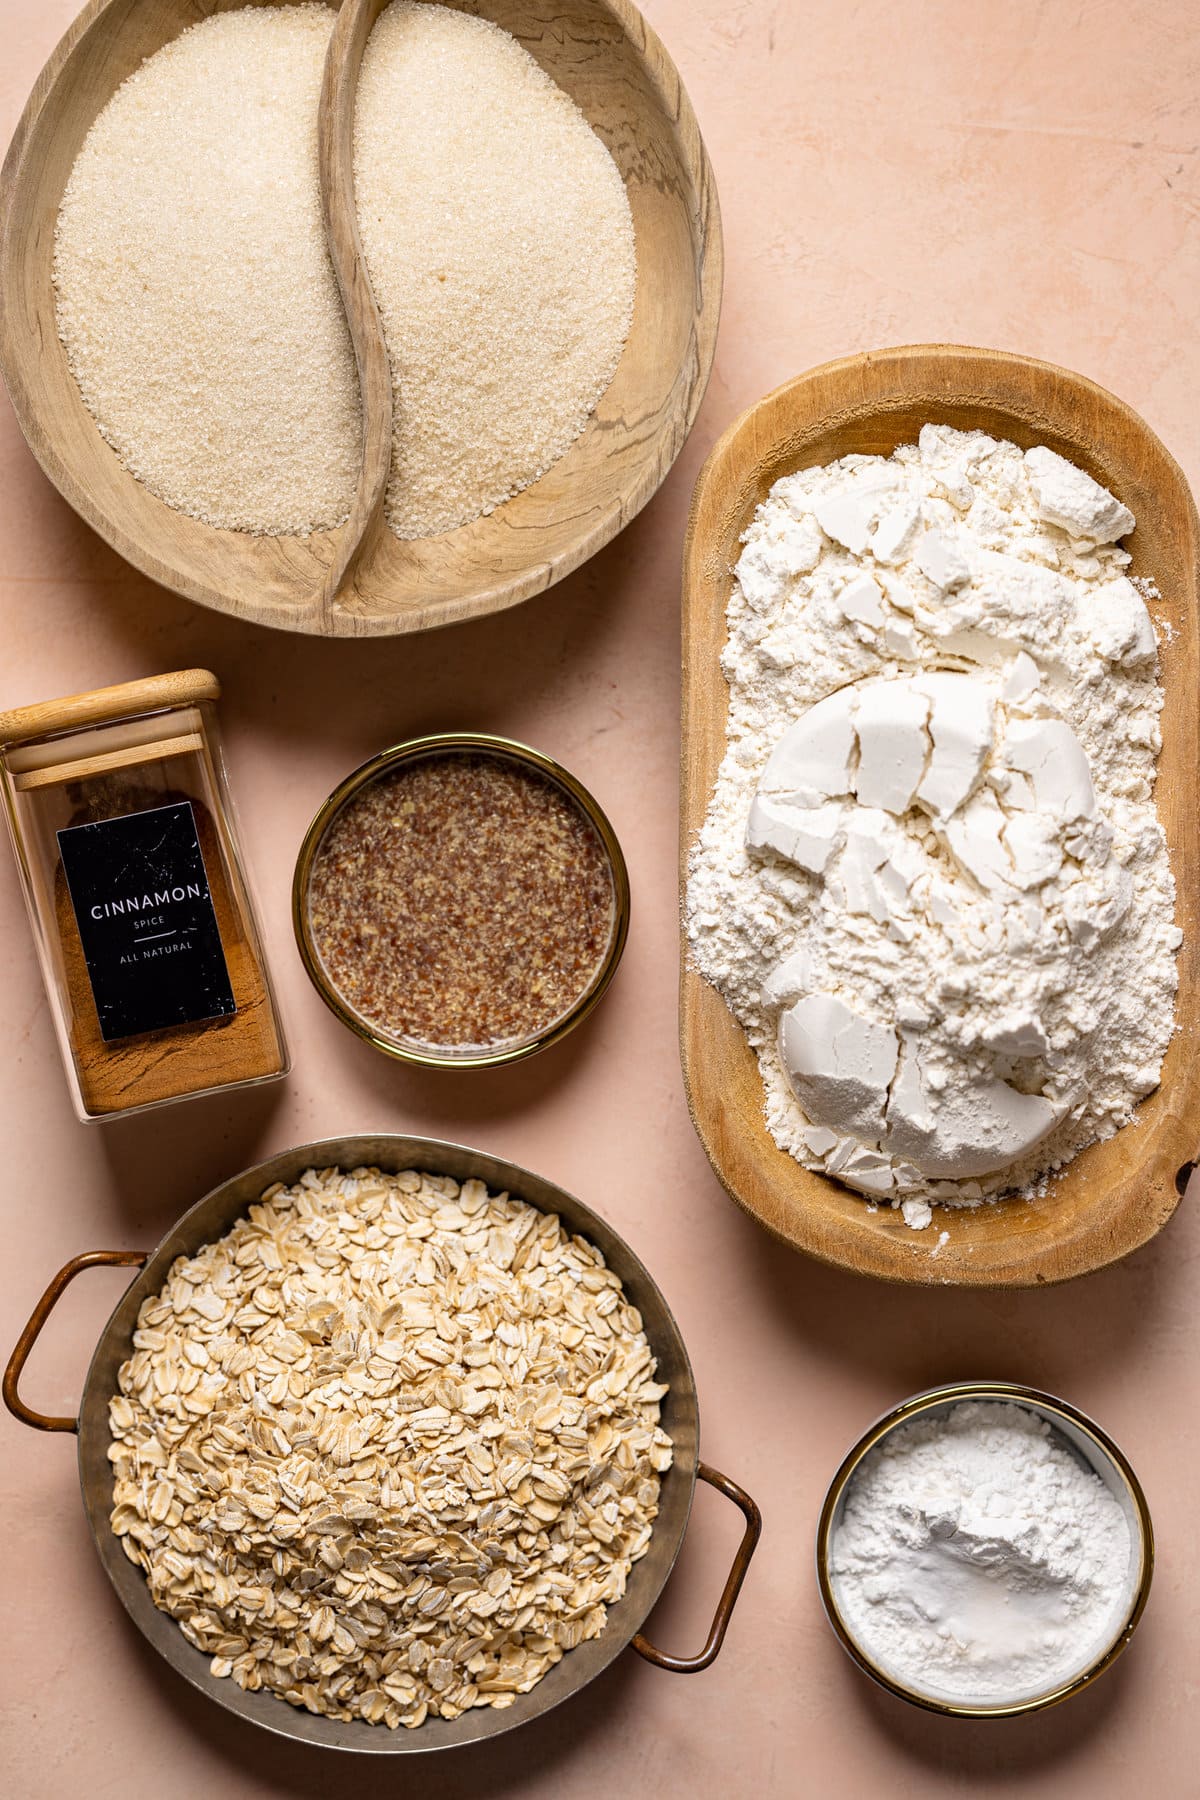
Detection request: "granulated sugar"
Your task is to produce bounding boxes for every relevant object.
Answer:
[354,1,636,539]
[54,6,361,536]
[54,3,634,542]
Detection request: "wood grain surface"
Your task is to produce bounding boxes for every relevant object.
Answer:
[0,667,220,744]
[0,0,722,636]
[680,343,1200,1287]
[316,0,394,622]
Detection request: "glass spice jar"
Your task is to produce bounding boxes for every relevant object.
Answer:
[0,669,288,1120]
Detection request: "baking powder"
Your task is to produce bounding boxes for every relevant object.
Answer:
[828,1401,1134,1703]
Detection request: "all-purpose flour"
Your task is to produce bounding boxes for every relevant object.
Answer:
[686,426,1181,1223]
[828,1402,1134,1703]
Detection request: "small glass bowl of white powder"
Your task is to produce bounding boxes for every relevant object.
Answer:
[816,1383,1152,1716]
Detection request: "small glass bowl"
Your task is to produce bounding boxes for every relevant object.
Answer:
[292,733,630,1069]
[815,1381,1153,1718]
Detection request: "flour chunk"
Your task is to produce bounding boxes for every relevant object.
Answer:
[814,488,881,554]
[1002,718,1095,821]
[838,572,886,627]
[914,674,995,822]
[761,687,858,804]
[915,529,971,594]
[779,995,898,1142]
[1086,578,1157,667]
[746,796,844,875]
[883,1042,1064,1178]
[853,682,930,814]
[1024,446,1135,544]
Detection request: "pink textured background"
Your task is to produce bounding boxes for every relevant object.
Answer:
[2,2,1199,1794]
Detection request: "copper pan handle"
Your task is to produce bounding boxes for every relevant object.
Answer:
[632,1461,762,1674]
[3,1251,148,1432]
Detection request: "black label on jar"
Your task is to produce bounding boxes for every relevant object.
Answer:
[58,801,236,1042]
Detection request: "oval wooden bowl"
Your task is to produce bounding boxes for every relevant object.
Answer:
[680,344,1200,1287]
[0,0,721,637]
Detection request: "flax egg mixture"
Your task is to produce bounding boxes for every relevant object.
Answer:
[307,752,617,1054]
[687,427,1181,1225]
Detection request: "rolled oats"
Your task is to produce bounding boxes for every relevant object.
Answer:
[109,1168,672,1730]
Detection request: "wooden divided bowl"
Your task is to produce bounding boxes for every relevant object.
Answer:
[0,0,721,636]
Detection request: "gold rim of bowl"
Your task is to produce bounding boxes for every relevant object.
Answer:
[291,732,631,1069]
[814,1380,1155,1719]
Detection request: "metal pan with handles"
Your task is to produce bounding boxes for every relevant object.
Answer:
[4,1134,760,1754]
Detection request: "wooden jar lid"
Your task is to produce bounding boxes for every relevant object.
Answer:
[0,670,220,748]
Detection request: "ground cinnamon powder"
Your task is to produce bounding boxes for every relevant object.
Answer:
[56,776,283,1115]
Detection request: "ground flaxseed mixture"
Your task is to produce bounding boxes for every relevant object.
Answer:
[307,754,616,1050]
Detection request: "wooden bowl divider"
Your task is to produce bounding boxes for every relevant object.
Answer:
[0,0,721,636]
[680,344,1200,1287]
[317,0,395,623]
